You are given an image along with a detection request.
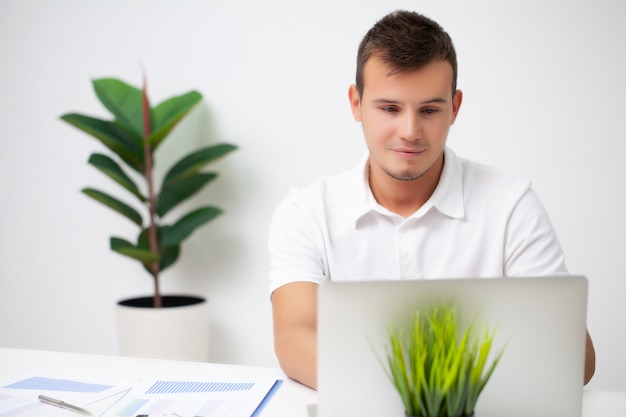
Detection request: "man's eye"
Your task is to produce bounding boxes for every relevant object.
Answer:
[422,108,438,114]
[382,106,398,113]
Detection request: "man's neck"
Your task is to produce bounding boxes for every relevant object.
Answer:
[368,156,444,218]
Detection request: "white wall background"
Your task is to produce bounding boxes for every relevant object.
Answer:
[0,0,624,392]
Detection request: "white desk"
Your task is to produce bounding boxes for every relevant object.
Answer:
[0,348,315,417]
[0,348,623,417]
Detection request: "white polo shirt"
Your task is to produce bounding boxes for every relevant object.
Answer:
[268,147,567,295]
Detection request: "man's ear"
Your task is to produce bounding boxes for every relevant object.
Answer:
[450,89,463,125]
[348,84,362,122]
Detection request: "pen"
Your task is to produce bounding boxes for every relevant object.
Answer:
[38,395,92,416]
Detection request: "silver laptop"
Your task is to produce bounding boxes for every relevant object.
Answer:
[317,276,588,417]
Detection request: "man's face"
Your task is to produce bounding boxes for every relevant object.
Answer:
[349,56,462,184]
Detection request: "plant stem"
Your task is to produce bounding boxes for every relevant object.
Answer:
[142,74,161,308]
[144,143,161,308]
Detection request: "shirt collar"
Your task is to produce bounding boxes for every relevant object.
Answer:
[352,147,465,225]
[427,147,465,219]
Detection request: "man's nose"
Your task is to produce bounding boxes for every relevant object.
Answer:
[398,112,422,141]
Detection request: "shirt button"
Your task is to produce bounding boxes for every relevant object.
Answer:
[401,253,409,263]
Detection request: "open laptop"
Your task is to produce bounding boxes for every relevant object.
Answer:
[316,276,588,417]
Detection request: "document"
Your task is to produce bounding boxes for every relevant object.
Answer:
[102,376,282,417]
[0,374,130,417]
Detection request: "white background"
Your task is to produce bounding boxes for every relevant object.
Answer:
[0,0,624,392]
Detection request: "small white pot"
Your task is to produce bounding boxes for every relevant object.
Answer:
[116,295,210,362]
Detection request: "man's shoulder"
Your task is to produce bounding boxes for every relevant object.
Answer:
[287,165,361,201]
[457,154,531,194]
[440,150,534,213]
[272,165,363,228]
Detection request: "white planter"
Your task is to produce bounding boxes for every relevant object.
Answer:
[116,295,210,362]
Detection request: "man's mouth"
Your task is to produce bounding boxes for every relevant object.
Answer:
[392,148,426,158]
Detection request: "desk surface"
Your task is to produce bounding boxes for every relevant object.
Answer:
[0,348,623,417]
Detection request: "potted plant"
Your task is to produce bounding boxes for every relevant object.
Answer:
[60,76,237,360]
[384,303,505,417]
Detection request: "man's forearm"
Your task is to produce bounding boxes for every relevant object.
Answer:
[584,330,596,385]
[275,325,318,389]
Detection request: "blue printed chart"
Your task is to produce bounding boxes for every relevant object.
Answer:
[103,377,282,417]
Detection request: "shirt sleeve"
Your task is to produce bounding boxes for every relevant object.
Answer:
[504,188,569,277]
[268,188,327,297]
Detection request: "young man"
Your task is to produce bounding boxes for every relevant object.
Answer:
[269,10,595,390]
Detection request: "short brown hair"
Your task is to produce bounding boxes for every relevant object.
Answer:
[355,10,458,97]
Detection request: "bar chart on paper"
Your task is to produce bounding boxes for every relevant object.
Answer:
[103,377,282,417]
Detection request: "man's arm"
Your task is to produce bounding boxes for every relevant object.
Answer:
[584,330,596,385]
[271,281,319,390]
[503,188,596,384]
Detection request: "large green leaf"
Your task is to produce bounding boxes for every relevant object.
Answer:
[110,237,160,263]
[161,206,223,247]
[93,78,145,138]
[137,227,180,272]
[156,172,217,217]
[60,113,145,173]
[147,91,203,151]
[87,153,145,202]
[158,243,180,272]
[162,143,238,188]
[82,188,143,226]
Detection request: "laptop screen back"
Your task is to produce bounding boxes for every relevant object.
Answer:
[317,276,588,417]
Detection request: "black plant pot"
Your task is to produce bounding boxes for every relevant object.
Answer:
[118,294,206,308]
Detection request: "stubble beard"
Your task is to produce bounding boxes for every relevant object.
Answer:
[380,150,445,182]
[382,164,432,182]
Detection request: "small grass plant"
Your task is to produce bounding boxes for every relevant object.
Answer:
[385,303,505,417]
